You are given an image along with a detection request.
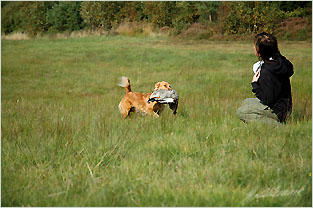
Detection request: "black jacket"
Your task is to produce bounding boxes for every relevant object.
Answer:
[251,55,294,122]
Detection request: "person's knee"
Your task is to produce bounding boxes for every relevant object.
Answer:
[242,98,251,104]
[236,106,243,117]
[237,98,260,122]
[236,106,247,121]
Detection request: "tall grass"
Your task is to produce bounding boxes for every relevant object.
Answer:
[1,36,311,206]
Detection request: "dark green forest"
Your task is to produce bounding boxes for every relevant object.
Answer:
[1,1,312,39]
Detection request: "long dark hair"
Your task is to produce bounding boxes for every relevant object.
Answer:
[254,32,281,60]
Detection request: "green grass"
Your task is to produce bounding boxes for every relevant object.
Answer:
[1,36,312,206]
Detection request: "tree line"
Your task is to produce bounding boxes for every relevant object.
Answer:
[1,1,312,37]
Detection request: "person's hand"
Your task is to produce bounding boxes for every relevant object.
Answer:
[252,71,260,82]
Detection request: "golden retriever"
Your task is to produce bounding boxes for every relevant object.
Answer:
[118,76,171,118]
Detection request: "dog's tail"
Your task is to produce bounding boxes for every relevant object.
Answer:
[118,76,131,93]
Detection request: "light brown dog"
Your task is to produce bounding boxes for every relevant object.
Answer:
[118,76,171,118]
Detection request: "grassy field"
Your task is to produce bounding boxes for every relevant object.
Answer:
[1,35,312,206]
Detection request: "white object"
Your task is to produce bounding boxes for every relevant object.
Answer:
[252,57,273,74]
[253,60,264,74]
[148,89,179,104]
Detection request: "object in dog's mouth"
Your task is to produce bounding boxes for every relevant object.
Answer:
[147,89,179,104]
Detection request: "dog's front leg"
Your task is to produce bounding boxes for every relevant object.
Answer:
[146,109,159,118]
[152,112,160,118]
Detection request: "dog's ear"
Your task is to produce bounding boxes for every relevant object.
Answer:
[154,82,160,91]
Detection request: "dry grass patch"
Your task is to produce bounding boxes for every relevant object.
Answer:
[2,32,30,40]
[115,21,158,37]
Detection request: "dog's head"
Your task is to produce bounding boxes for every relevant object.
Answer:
[154,81,171,91]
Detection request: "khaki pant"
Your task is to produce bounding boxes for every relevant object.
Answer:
[237,98,281,126]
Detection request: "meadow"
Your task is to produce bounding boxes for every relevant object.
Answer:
[1,35,312,206]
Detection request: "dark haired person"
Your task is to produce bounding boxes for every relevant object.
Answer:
[237,32,294,125]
